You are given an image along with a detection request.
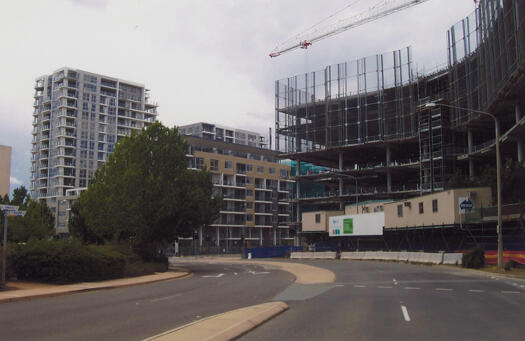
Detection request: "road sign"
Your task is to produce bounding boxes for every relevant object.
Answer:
[458,197,474,214]
[7,210,26,217]
[0,205,19,212]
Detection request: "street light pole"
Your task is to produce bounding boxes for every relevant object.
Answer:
[426,102,503,268]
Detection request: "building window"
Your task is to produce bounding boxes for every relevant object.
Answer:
[315,213,321,223]
[432,199,438,213]
[280,169,289,178]
[269,167,276,174]
[246,214,253,222]
[246,190,253,197]
[419,202,424,214]
[246,202,253,209]
[210,159,219,171]
[246,164,253,172]
[397,204,403,217]
[257,165,264,173]
[196,157,204,170]
[225,161,233,169]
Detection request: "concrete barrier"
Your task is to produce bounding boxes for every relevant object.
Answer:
[397,252,409,262]
[443,253,462,265]
[292,251,457,265]
[341,252,359,260]
[314,251,337,259]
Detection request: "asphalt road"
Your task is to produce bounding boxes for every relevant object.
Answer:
[240,260,525,341]
[0,262,294,341]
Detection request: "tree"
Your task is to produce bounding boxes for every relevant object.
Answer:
[8,199,54,242]
[0,186,54,242]
[71,122,222,256]
[11,186,29,207]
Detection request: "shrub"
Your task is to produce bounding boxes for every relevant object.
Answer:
[11,239,126,283]
[462,247,485,269]
[0,243,18,280]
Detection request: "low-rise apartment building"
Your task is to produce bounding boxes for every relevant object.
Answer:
[185,135,294,252]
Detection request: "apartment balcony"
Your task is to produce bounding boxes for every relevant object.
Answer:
[34,79,44,90]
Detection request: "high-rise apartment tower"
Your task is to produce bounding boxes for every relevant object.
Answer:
[31,67,158,232]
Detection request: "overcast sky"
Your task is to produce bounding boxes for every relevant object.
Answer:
[0,0,476,194]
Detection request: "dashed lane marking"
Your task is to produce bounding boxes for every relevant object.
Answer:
[354,285,366,288]
[377,286,393,289]
[202,273,224,278]
[436,288,453,291]
[149,294,182,303]
[393,278,398,285]
[468,289,484,293]
[401,305,411,322]
[501,291,521,294]
[404,287,420,290]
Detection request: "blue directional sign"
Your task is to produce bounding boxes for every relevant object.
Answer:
[458,198,474,213]
[460,200,474,210]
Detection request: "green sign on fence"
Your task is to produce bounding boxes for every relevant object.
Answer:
[343,218,353,234]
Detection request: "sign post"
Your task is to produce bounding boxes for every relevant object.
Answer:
[0,205,25,289]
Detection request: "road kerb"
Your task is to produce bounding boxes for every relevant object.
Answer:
[144,301,288,341]
[0,270,192,304]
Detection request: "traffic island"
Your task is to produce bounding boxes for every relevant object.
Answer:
[144,301,288,341]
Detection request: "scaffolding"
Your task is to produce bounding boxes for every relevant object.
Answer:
[448,0,525,127]
[275,47,416,154]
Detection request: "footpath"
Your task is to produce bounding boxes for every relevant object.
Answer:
[0,269,190,303]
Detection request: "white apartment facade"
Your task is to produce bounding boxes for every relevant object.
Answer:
[31,67,158,233]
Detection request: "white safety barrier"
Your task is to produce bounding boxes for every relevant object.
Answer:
[442,253,462,265]
[292,251,462,265]
[291,252,336,259]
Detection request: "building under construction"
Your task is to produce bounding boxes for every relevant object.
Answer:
[275,0,525,247]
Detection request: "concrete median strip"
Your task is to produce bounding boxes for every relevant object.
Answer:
[0,270,191,304]
[143,301,288,341]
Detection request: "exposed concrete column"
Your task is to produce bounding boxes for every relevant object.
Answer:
[516,104,523,162]
[339,152,344,210]
[273,228,277,246]
[468,129,475,179]
[199,226,203,248]
[216,227,220,247]
[259,228,263,247]
[296,160,301,247]
[386,145,392,192]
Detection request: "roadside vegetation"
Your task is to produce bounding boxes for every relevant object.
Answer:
[1,123,221,284]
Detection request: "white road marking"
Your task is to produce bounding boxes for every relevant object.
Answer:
[335,284,344,287]
[248,271,270,275]
[436,288,453,291]
[354,285,366,288]
[501,291,521,294]
[377,286,393,289]
[468,289,485,293]
[401,305,411,322]
[234,272,238,275]
[393,278,398,285]
[202,273,224,278]
[149,294,181,303]
[404,287,420,290]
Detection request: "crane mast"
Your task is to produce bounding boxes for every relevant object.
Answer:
[269,0,432,58]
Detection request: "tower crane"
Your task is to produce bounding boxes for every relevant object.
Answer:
[269,0,432,58]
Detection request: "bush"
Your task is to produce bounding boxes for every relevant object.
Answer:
[462,247,485,269]
[124,261,167,277]
[11,239,126,283]
[0,243,18,280]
